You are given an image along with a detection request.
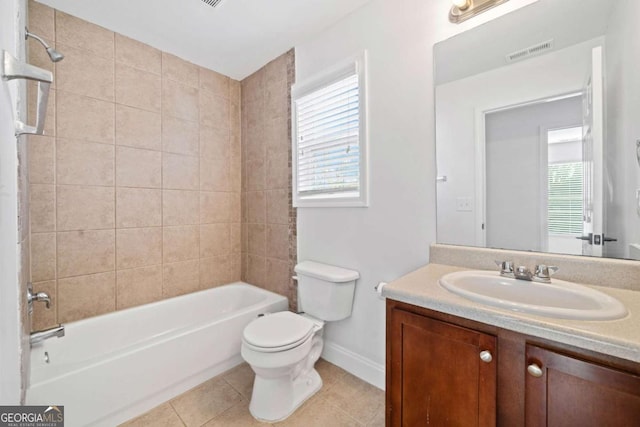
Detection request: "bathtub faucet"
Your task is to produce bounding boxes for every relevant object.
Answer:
[30,325,65,345]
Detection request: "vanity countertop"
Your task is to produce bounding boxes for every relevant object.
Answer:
[383,263,640,363]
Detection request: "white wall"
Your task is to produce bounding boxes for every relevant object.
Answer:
[0,0,27,404]
[604,0,640,259]
[436,38,601,248]
[294,0,538,388]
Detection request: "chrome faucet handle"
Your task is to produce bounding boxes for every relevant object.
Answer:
[533,265,558,283]
[495,260,514,276]
[27,288,51,309]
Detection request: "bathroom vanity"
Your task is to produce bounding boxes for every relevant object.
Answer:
[384,260,640,426]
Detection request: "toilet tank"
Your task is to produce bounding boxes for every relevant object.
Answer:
[295,261,360,322]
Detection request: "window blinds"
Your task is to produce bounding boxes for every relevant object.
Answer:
[294,73,360,196]
[548,162,584,235]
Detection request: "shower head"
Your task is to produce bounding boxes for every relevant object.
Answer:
[25,28,64,62]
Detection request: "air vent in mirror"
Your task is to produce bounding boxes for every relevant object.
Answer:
[506,39,554,63]
[201,0,224,7]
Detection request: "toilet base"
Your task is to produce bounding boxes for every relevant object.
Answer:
[249,368,322,422]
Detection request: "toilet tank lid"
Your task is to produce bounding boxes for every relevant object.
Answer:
[294,261,359,282]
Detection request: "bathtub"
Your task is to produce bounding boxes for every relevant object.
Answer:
[26,283,288,427]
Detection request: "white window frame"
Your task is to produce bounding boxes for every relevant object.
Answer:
[291,51,369,208]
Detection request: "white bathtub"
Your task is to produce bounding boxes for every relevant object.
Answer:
[26,283,288,427]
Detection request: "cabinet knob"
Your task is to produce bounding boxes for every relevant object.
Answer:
[527,363,543,377]
[479,350,493,363]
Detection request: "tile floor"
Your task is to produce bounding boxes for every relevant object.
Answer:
[120,359,385,427]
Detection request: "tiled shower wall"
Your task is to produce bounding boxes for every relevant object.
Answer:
[27,1,243,330]
[241,51,297,309]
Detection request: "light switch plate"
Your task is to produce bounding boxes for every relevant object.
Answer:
[456,197,473,212]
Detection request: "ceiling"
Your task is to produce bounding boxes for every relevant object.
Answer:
[435,0,616,85]
[36,0,373,80]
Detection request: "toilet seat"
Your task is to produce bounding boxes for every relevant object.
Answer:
[243,312,316,353]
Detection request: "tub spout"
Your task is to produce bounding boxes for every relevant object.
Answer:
[30,325,64,345]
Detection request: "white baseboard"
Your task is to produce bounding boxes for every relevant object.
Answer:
[321,341,385,390]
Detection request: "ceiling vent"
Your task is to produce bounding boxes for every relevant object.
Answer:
[506,39,554,63]
[200,0,224,7]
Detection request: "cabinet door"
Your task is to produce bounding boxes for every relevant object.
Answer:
[525,344,640,426]
[388,308,497,426]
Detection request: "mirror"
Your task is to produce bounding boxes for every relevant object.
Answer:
[435,0,640,261]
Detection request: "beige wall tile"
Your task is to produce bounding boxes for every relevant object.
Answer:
[162,116,199,156]
[246,191,266,224]
[116,188,162,228]
[246,255,266,288]
[163,153,199,190]
[31,233,56,282]
[28,135,55,184]
[266,224,288,260]
[163,260,200,298]
[230,192,241,224]
[163,79,199,121]
[163,225,199,263]
[264,54,289,84]
[116,227,162,269]
[241,71,264,105]
[57,91,114,144]
[58,272,115,323]
[265,78,288,120]
[116,146,162,188]
[200,255,230,289]
[200,224,230,258]
[30,184,55,233]
[115,63,162,113]
[200,156,229,191]
[200,67,229,98]
[229,80,241,107]
[55,11,114,59]
[115,34,161,75]
[265,258,289,296]
[57,230,115,278]
[245,157,265,191]
[115,105,161,151]
[56,138,114,186]
[28,86,55,137]
[230,223,241,254]
[200,125,229,160]
[266,189,289,225]
[247,223,265,256]
[116,265,163,310]
[56,43,114,101]
[57,185,115,231]
[170,377,241,427]
[163,190,199,226]
[200,192,230,224]
[200,93,229,129]
[31,280,57,331]
[29,0,55,40]
[265,116,289,155]
[266,151,288,190]
[162,53,198,87]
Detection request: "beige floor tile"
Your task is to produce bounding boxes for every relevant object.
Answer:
[202,400,269,427]
[276,396,362,427]
[222,363,255,401]
[119,403,184,427]
[315,358,348,391]
[366,405,385,427]
[322,372,385,425]
[170,376,242,427]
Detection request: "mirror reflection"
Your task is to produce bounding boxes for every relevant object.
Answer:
[435,0,640,260]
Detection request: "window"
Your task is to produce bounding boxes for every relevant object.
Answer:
[548,162,584,235]
[291,53,368,207]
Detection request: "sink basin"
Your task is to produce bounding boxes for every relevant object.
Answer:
[438,271,628,320]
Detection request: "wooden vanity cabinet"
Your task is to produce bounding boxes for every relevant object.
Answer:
[386,299,640,427]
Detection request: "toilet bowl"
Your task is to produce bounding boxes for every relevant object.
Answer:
[241,311,324,422]
[241,261,359,422]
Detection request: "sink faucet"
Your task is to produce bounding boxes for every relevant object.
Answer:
[30,325,64,345]
[495,261,558,283]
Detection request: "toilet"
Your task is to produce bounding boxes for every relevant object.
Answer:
[241,260,359,422]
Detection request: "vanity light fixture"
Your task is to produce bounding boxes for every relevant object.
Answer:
[449,0,510,24]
